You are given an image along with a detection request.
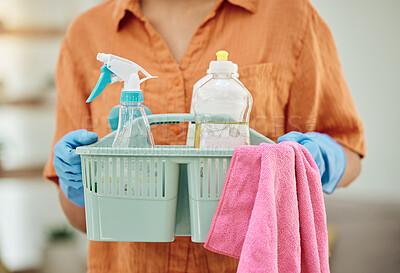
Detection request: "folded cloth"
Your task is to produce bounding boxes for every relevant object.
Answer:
[204,142,330,273]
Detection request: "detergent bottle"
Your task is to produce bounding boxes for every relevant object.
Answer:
[192,50,252,149]
[86,53,156,148]
[186,63,239,146]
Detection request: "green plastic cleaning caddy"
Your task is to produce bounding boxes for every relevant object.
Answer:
[76,113,274,243]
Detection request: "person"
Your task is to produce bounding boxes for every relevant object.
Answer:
[44,0,366,272]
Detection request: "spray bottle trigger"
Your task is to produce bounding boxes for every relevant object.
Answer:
[86,64,114,103]
[111,76,122,84]
[139,76,158,84]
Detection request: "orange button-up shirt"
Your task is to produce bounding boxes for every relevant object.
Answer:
[44,0,365,272]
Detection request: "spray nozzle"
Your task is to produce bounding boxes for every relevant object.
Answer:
[86,53,157,103]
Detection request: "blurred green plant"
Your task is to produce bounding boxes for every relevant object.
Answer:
[45,74,56,91]
[47,225,75,244]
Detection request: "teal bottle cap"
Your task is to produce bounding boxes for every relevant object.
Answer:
[121,91,144,103]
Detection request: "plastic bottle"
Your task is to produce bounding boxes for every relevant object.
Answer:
[186,64,239,146]
[108,104,152,132]
[192,50,252,149]
[86,53,156,148]
[112,91,155,148]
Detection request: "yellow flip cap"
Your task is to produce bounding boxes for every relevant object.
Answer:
[216,50,228,61]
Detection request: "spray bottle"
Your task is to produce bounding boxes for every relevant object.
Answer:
[86,53,157,148]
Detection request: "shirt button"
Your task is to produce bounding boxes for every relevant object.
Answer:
[171,124,182,135]
[174,79,180,86]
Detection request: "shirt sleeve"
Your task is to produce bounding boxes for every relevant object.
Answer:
[286,4,366,157]
[43,38,93,182]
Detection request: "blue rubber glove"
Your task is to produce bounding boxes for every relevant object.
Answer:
[278,131,346,194]
[53,129,98,207]
[108,105,152,132]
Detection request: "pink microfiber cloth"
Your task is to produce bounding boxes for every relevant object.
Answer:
[204,142,330,273]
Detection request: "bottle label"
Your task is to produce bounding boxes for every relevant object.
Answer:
[194,123,250,149]
[186,123,196,146]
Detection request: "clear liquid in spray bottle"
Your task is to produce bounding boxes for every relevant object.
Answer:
[113,91,155,148]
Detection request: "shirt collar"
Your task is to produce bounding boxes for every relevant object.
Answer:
[113,0,141,29]
[113,0,258,31]
[228,0,258,13]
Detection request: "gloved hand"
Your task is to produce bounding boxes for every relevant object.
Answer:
[278,131,346,194]
[53,129,98,206]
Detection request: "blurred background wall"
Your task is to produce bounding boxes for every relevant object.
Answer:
[0,1,102,272]
[0,0,398,272]
[310,0,400,204]
[310,1,400,272]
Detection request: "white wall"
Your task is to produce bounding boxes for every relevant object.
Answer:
[0,0,104,169]
[310,0,400,203]
[0,0,103,30]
